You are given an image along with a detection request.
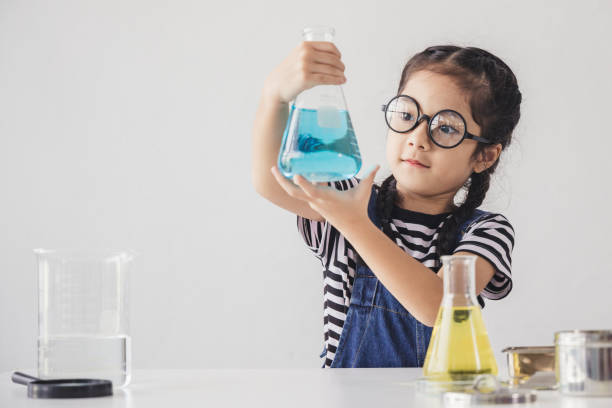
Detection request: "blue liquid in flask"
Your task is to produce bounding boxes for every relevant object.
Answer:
[277,105,362,182]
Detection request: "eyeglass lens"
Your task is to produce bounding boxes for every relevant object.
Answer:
[385,96,466,147]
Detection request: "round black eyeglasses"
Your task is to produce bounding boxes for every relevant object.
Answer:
[381,95,492,149]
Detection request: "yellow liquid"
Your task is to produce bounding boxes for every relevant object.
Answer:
[423,306,498,382]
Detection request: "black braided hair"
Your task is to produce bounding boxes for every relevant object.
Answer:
[354,174,397,270]
[376,175,397,239]
[353,44,522,293]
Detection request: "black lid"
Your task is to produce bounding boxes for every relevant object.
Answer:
[12,372,113,399]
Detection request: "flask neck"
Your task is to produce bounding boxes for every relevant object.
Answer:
[441,255,479,306]
[302,26,335,42]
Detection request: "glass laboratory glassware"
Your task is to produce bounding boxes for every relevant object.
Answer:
[423,255,498,382]
[277,25,362,182]
[35,248,135,388]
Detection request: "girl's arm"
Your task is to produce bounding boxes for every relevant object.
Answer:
[271,155,497,327]
[252,94,326,221]
[341,218,496,327]
[251,41,346,221]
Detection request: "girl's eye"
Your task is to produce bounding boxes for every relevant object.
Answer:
[401,112,414,121]
[440,125,458,135]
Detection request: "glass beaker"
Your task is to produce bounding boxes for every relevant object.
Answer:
[277,25,362,182]
[423,255,498,382]
[34,248,135,388]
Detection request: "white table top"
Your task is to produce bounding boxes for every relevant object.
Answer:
[2,368,612,407]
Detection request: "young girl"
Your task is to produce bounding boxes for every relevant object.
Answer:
[252,42,521,368]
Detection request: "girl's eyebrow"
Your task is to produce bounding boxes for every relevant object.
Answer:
[400,90,471,118]
[405,95,447,114]
[415,98,466,117]
[409,95,477,130]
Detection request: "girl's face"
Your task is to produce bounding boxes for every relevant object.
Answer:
[385,70,490,208]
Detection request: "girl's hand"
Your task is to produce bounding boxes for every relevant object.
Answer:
[262,41,347,105]
[270,165,381,232]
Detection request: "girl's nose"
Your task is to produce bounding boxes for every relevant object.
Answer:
[405,118,431,150]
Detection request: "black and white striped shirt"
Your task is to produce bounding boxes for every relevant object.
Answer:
[297,177,515,368]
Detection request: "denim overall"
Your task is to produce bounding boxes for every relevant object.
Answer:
[323,185,491,368]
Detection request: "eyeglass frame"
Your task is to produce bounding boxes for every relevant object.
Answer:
[381,94,492,149]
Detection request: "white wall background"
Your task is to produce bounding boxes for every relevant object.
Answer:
[1,0,611,373]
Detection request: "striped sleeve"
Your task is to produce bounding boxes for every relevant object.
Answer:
[296,177,360,260]
[453,213,515,300]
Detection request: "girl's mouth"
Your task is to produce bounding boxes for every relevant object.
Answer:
[402,159,429,168]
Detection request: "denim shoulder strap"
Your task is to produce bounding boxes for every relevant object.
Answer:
[457,208,491,240]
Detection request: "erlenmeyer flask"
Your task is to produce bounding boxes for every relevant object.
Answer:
[423,255,498,382]
[277,26,362,182]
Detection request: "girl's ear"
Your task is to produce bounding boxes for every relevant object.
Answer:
[474,143,502,173]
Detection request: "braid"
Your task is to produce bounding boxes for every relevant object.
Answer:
[377,175,397,238]
[354,174,396,270]
[434,170,491,269]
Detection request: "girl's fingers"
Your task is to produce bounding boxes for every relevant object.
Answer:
[292,175,319,199]
[366,164,381,181]
[307,41,341,58]
[310,50,345,72]
[355,164,380,196]
[309,62,345,79]
[309,73,346,85]
[270,167,310,202]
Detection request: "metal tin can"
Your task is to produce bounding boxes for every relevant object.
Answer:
[502,346,556,383]
[555,330,612,396]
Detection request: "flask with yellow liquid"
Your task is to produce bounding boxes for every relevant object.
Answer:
[423,255,498,382]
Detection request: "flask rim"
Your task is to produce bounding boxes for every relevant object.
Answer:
[33,248,137,263]
[440,254,477,264]
[302,26,335,41]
